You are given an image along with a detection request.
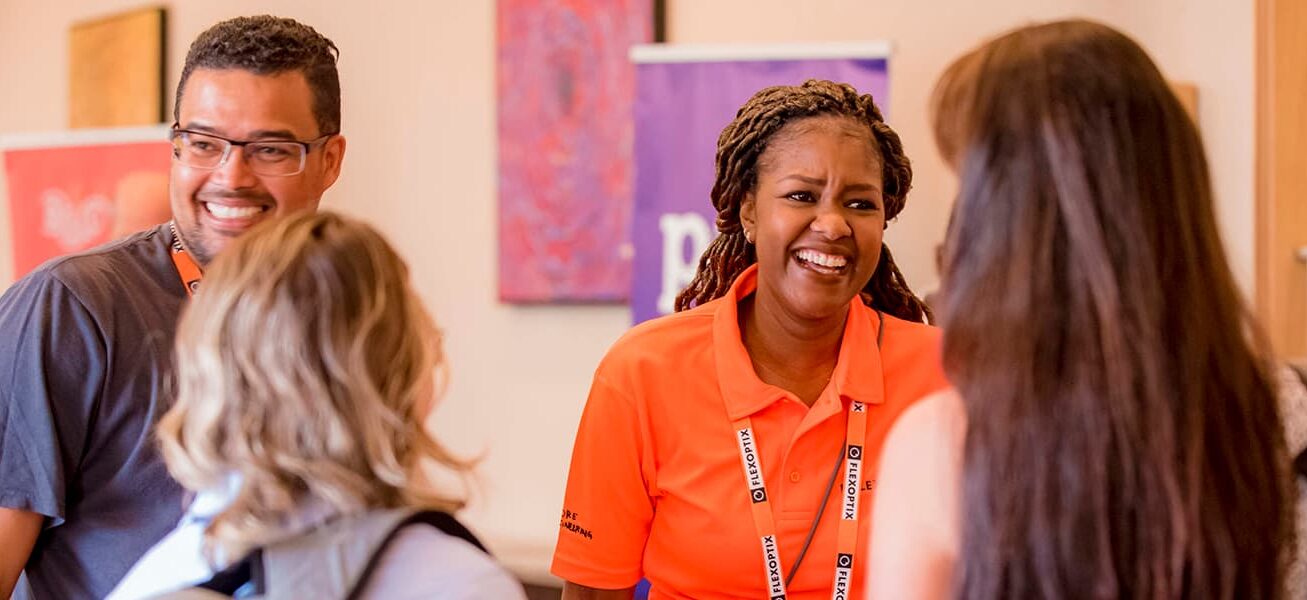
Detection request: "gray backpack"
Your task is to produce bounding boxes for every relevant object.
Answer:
[152,509,487,600]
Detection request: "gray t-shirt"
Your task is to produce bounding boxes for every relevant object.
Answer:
[0,224,187,599]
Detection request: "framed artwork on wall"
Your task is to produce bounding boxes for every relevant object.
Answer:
[68,6,166,128]
[496,0,660,303]
[2,127,172,281]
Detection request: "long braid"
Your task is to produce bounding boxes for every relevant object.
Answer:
[868,244,932,322]
[676,230,753,311]
[862,89,932,323]
[675,79,931,323]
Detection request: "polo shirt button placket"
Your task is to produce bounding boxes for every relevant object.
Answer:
[789,471,801,483]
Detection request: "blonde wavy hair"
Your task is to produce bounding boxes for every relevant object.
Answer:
[158,211,468,560]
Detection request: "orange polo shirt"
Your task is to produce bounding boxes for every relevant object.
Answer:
[551,265,947,599]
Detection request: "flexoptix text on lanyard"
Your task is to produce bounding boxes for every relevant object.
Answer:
[732,310,884,600]
[168,222,203,297]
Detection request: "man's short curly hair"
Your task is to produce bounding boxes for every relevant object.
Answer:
[174,15,341,135]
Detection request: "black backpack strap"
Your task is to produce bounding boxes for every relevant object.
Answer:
[343,510,488,600]
[194,548,265,597]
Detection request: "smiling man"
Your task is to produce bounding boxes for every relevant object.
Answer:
[0,16,344,599]
[168,24,345,265]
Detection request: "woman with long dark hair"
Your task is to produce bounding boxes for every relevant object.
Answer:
[866,20,1293,599]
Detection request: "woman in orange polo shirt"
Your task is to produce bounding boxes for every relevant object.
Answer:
[552,80,949,599]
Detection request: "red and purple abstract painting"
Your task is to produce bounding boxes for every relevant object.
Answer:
[496,0,653,303]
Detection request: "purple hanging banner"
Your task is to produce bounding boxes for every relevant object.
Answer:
[629,43,891,324]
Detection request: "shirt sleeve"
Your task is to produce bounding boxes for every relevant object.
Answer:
[550,370,655,589]
[1279,365,1307,458]
[0,270,106,526]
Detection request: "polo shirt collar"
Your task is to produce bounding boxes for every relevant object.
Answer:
[713,264,885,421]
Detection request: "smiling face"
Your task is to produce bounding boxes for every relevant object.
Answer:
[170,68,345,264]
[740,116,885,322]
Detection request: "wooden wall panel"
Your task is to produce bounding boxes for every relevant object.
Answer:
[1171,82,1198,124]
[1256,0,1307,361]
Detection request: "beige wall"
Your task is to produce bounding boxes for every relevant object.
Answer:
[670,0,1255,295]
[0,0,1254,583]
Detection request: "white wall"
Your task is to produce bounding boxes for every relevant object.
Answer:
[0,0,1254,583]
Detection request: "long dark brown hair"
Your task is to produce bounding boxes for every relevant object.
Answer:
[675,79,930,323]
[934,20,1290,599]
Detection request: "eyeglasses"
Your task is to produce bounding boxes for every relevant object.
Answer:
[168,126,336,177]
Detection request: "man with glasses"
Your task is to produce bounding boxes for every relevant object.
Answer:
[0,16,345,599]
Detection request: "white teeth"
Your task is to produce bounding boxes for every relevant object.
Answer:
[206,203,263,219]
[796,249,848,268]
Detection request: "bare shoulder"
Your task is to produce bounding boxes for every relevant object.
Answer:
[887,389,966,455]
[876,388,965,536]
[867,389,964,600]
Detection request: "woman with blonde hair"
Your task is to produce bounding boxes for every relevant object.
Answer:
[111,211,525,599]
[866,20,1293,600]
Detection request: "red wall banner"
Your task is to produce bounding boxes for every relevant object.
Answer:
[3,139,170,279]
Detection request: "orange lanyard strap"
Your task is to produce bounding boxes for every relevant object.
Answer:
[168,222,203,297]
[733,400,868,600]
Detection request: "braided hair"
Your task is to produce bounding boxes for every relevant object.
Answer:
[674,79,931,323]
